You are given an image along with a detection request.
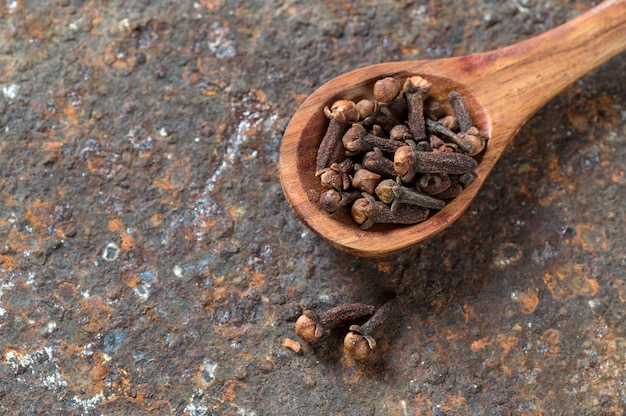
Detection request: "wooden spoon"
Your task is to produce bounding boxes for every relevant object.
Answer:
[280,0,626,258]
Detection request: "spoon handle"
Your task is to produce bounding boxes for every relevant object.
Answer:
[464,0,626,130]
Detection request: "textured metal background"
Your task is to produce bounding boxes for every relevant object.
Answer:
[1,1,625,414]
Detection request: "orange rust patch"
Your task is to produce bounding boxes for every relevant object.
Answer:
[0,254,17,271]
[471,338,491,352]
[543,264,599,300]
[54,282,80,308]
[199,0,220,11]
[542,328,560,356]
[248,272,265,290]
[609,274,626,303]
[570,223,608,251]
[57,341,109,396]
[78,296,114,334]
[24,199,56,231]
[229,205,245,220]
[500,335,519,356]
[108,218,123,233]
[376,261,394,274]
[108,219,136,251]
[519,288,539,315]
[152,158,192,204]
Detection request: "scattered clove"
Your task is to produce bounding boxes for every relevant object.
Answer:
[344,299,398,360]
[295,303,376,344]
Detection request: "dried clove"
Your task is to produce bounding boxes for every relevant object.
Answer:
[373,77,402,103]
[356,99,375,120]
[295,303,376,344]
[394,141,477,182]
[404,76,432,141]
[375,177,445,211]
[457,126,487,156]
[362,102,400,131]
[425,118,473,154]
[343,299,398,360]
[351,168,381,195]
[418,173,452,195]
[316,158,354,190]
[424,98,446,120]
[319,189,361,213]
[316,100,360,174]
[351,193,429,230]
[389,124,413,141]
[370,124,387,138]
[362,148,396,177]
[456,171,477,187]
[438,115,459,132]
[342,123,404,155]
[448,91,473,132]
[433,180,463,199]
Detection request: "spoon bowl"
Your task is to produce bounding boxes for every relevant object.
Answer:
[280,0,626,257]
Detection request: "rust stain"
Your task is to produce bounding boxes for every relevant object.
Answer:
[77,295,114,334]
[519,288,539,315]
[376,260,394,274]
[0,254,16,270]
[108,218,136,251]
[471,334,519,361]
[571,223,608,252]
[612,169,626,183]
[247,272,265,290]
[125,272,140,291]
[24,199,57,231]
[152,158,191,204]
[471,337,491,352]
[543,264,600,300]
[443,392,468,412]
[56,341,109,396]
[54,282,80,308]
[500,335,519,356]
[541,328,560,357]
[199,0,221,11]
[229,205,245,221]
[609,274,626,303]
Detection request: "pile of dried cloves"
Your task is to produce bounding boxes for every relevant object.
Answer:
[315,75,489,230]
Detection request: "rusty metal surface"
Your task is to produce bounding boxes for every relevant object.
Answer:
[1,0,625,414]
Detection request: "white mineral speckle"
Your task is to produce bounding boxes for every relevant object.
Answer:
[2,84,19,99]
